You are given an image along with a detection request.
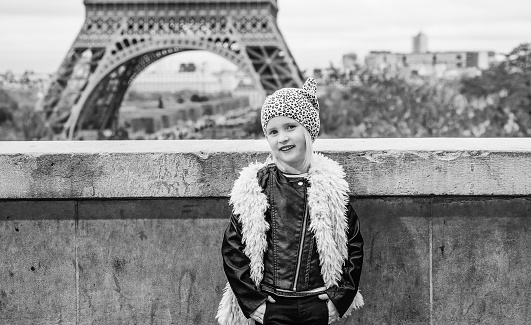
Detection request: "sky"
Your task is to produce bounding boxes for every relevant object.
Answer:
[0,0,530,74]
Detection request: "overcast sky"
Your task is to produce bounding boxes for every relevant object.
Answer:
[0,0,530,74]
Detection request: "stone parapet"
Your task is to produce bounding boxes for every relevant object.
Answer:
[1,138,530,199]
[1,139,531,324]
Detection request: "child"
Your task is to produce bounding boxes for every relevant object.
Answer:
[217,78,364,325]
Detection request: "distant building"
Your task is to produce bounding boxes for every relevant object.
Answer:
[0,71,51,91]
[233,80,265,108]
[365,33,495,77]
[412,32,428,54]
[179,63,197,72]
[118,96,250,135]
[366,51,493,76]
[342,53,358,74]
[312,69,323,80]
[364,51,402,71]
[128,62,261,107]
[311,65,340,83]
[130,66,233,93]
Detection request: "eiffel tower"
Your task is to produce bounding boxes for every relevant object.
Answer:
[42,0,304,139]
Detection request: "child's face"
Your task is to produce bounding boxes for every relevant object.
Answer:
[265,116,307,172]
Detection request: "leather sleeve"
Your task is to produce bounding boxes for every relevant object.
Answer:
[222,213,268,318]
[326,202,364,317]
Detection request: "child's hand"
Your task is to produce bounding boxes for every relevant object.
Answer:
[250,296,276,324]
[318,294,339,324]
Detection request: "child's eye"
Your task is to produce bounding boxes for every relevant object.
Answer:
[268,130,277,135]
[286,124,296,130]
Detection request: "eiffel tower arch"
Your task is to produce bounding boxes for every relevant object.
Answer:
[42,0,304,139]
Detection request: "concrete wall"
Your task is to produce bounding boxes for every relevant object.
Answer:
[1,139,530,324]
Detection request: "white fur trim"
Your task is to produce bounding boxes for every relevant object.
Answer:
[341,291,365,318]
[307,153,350,287]
[229,162,270,285]
[216,283,253,325]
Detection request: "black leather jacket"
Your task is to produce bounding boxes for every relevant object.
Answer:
[222,164,363,318]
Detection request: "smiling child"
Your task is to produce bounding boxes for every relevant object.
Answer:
[217,78,364,325]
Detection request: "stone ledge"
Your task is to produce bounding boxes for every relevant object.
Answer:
[1,138,530,198]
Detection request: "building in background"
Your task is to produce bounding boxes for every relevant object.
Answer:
[412,32,428,54]
[127,59,263,107]
[233,80,264,108]
[365,32,496,77]
[129,62,237,94]
[342,53,358,74]
[0,71,51,91]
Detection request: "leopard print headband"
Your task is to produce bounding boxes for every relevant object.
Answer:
[261,78,320,139]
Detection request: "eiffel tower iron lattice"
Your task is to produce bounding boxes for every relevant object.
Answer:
[42,0,304,139]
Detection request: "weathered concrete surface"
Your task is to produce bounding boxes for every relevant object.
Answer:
[0,198,231,325]
[1,138,531,199]
[347,198,431,325]
[431,197,531,325]
[77,198,232,220]
[2,196,530,324]
[0,201,77,324]
[0,140,268,199]
[76,218,225,324]
[76,199,228,324]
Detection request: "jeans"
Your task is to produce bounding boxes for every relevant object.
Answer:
[256,294,328,325]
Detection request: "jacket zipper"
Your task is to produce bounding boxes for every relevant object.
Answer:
[293,182,308,290]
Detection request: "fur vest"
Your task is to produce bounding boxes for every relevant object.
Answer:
[216,153,364,325]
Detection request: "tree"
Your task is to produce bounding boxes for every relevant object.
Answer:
[0,88,17,125]
[319,71,468,138]
[13,104,54,140]
[0,107,12,124]
[243,109,263,138]
[506,43,531,72]
[460,43,531,136]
